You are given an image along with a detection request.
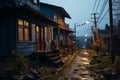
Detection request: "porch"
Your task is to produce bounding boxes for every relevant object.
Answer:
[31,50,63,68]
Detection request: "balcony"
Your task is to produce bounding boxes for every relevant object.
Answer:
[59,23,69,30]
[64,23,69,29]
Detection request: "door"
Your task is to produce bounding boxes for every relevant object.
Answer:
[36,26,45,51]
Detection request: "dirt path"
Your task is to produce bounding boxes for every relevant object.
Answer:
[64,49,94,80]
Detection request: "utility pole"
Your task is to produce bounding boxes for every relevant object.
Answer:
[94,13,98,38]
[109,0,114,63]
[91,13,99,39]
[74,23,77,41]
[91,27,95,45]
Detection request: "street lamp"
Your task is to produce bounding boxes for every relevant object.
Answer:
[85,34,88,37]
[74,20,90,37]
[74,20,90,48]
[86,20,90,24]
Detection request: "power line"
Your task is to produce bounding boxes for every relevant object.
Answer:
[97,0,108,23]
[95,0,101,13]
[98,0,108,19]
[98,9,109,25]
[92,0,97,12]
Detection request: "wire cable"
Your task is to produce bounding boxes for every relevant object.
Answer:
[98,9,109,25]
[97,0,108,23]
[95,0,101,13]
[92,0,97,12]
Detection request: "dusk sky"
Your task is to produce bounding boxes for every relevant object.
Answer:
[40,0,110,36]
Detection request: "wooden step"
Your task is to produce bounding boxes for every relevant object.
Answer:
[54,59,62,64]
[50,56,60,61]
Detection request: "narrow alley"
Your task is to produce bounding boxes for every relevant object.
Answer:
[0,0,120,80]
[64,49,94,80]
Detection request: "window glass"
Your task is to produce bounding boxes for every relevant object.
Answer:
[18,19,23,25]
[24,20,29,27]
[18,28,23,41]
[36,26,39,32]
[18,19,30,42]
[24,29,29,41]
[54,14,58,22]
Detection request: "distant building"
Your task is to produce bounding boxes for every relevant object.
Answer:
[76,36,92,49]
[98,24,120,55]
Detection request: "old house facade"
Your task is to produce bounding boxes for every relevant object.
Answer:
[40,2,74,50]
[0,0,58,56]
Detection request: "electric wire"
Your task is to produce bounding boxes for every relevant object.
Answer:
[98,0,108,21]
[91,0,108,26]
[95,0,101,13]
[98,9,109,25]
[92,0,97,12]
[97,0,108,24]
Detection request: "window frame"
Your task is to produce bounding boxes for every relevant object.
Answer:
[54,13,58,22]
[18,19,30,42]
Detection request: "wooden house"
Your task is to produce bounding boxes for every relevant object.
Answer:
[98,24,120,55]
[40,2,75,49]
[0,0,59,56]
[98,26,110,52]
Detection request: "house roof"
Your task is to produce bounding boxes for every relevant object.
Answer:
[64,29,75,33]
[18,5,59,26]
[0,0,59,26]
[40,2,71,19]
[98,25,119,38]
[0,0,17,7]
[98,30,110,38]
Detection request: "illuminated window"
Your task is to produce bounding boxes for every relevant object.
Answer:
[18,19,30,42]
[36,26,40,42]
[36,26,39,32]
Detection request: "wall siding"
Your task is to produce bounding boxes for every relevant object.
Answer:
[53,28,58,40]
[0,12,16,56]
[16,42,34,56]
[0,17,9,56]
[16,10,37,56]
[40,5,54,19]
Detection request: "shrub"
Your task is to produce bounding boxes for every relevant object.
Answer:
[87,49,97,60]
[112,56,120,74]
[6,49,29,75]
[50,40,56,51]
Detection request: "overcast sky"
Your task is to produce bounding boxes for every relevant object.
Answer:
[40,0,109,36]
